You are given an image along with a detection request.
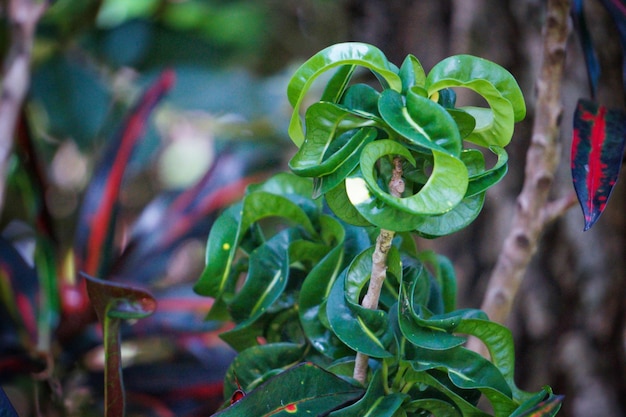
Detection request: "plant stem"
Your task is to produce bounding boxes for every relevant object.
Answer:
[353,157,404,384]
[468,0,575,355]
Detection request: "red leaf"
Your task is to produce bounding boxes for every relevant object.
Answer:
[74,70,175,278]
[84,273,156,417]
[571,98,626,230]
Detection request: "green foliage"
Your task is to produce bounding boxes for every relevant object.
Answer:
[285,42,524,237]
[196,42,562,416]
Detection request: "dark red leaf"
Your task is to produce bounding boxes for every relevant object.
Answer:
[74,70,175,278]
[0,237,39,348]
[84,273,156,417]
[110,144,277,286]
[571,98,626,230]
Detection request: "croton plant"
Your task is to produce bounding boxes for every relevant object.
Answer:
[194,43,563,416]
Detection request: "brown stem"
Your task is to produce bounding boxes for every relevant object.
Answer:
[0,0,47,214]
[353,157,404,384]
[468,0,572,354]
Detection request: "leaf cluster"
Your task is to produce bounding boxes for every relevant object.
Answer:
[195,42,563,416]
[286,42,524,237]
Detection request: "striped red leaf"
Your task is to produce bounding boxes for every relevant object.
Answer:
[571,98,626,230]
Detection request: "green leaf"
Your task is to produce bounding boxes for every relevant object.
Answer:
[223,343,309,399]
[299,215,353,359]
[327,247,396,358]
[405,399,461,417]
[426,54,525,147]
[398,264,487,350]
[195,187,317,298]
[412,147,505,237]
[378,89,462,156]
[344,170,424,232]
[455,319,534,402]
[510,388,563,417]
[248,172,315,197]
[194,204,241,297]
[407,345,516,416]
[413,193,485,238]
[418,252,457,314]
[289,108,377,176]
[359,140,468,215]
[326,178,373,227]
[330,369,408,416]
[465,146,509,198]
[446,108,476,139]
[313,130,376,198]
[402,367,490,417]
[341,83,382,116]
[288,42,402,146]
[399,54,427,94]
[229,229,301,325]
[214,362,363,416]
[321,65,357,103]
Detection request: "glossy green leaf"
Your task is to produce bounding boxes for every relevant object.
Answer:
[313,130,375,198]
[299,215,353,359]
[455,318,533,402]
[510,388,563,417]
[223,343,308,399]
[321,65,357,103]
[248,172,315,197]
[344,171,424,232]
[405,398,460,417]
[219,318,267,352]
[195,189,316,298]
[330,369,408,416]
[341,83,382,116]
[465,146,509,198]
[287,42,402,145]
[426,54,525,147]
[326,178,373,227]
[214,362,363,416]
[327,247,396,358]
[229,229,301,325]
[398,263,488,350]
[289,108,377,176]
[399,54,427,94]
[446,108,476,139]
[418,252,457,314]
[378,89,462,156]
[359,140,468,215]
[407,345,515,415]
[413,193,485,238]
[402,366,490,417]
[398,303,466,351]
[194,204,241,298]
[412,146,504,237]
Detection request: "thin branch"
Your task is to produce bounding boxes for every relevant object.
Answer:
[0,0,47,214]
[353,157,404,384]
[468,0,573,355]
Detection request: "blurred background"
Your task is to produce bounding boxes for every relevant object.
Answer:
[0,0,624,416]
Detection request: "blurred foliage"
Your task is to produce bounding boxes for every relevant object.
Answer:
[0,0,355,416]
